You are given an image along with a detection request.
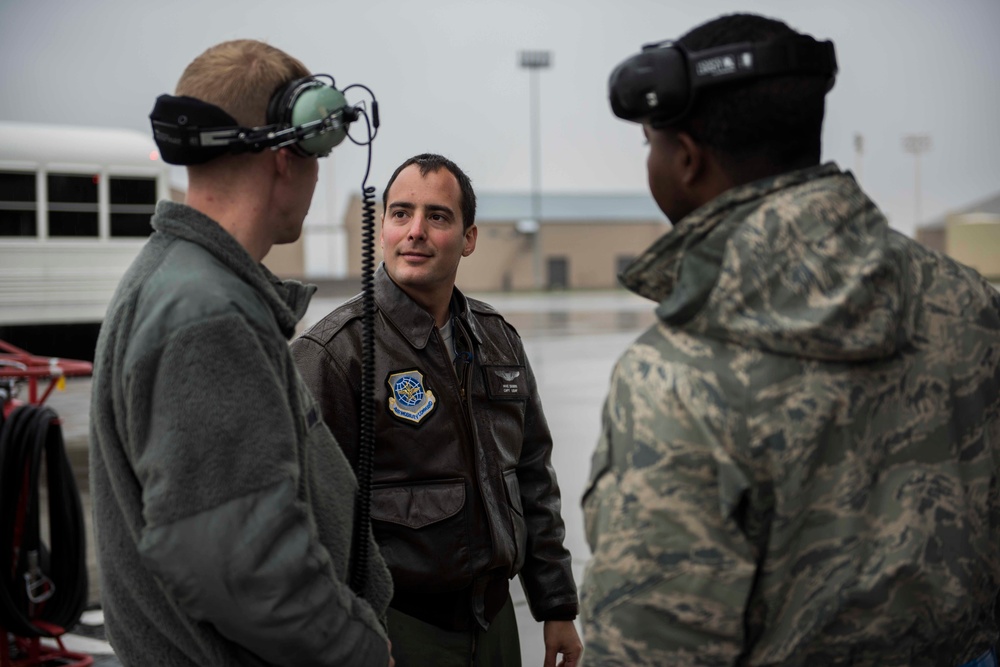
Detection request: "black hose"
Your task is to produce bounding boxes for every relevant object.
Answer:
[349,111,378,597]
[0,404,87,637]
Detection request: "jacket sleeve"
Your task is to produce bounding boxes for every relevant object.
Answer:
[128,313,388,667]
[515,354,580,620]
[580,348,757,667]
[289,334,360,465]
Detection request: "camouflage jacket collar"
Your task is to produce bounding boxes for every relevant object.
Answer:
[620,163,839,303]
[621,162,915,361]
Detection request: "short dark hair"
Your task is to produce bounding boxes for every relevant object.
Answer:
[668,13,830,173]
[382,153,477,230]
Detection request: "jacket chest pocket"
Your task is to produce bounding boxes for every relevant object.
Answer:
[472,365,528,462]
[369,479,471,591]
[371,479,465,528]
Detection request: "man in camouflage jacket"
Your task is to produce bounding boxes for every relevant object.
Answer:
[582,13,1000,667]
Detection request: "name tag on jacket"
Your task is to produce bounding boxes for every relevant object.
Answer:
[483,365,529,400]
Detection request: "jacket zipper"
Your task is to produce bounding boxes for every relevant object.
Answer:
[449,318,501,570]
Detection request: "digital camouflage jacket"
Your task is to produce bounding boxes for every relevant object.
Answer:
[581,164,1000,666]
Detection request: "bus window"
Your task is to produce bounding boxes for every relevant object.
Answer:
[110,176,156,237]
[0,171,37,237]
[48,173,98,237]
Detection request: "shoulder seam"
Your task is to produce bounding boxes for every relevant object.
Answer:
[299,295,364,345]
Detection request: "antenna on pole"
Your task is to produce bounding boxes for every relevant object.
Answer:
[853,133,864,183]
[902,133,932,229]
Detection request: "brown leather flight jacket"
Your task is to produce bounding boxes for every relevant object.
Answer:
[290,267,578,625]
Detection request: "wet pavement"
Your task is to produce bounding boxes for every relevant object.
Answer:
[24,289,656,665]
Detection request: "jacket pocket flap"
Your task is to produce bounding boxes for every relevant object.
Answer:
[371,479,466,529]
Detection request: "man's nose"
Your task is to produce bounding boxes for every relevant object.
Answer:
[407,215,428,240]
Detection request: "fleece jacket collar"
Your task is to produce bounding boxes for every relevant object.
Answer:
[151,200,316,339]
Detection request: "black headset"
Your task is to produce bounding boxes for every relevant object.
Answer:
[609,34,838,127]
[149,74,358,165]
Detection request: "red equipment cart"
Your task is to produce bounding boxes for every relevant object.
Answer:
[1,339,93,667]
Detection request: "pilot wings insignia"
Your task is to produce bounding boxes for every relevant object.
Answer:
[486,365,527,399]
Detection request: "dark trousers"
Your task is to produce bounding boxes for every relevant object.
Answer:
[387,594,522,667]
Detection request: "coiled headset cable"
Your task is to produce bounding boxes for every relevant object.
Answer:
[343,88,378,597]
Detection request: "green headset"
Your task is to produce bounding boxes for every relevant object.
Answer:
[150,74,357,165]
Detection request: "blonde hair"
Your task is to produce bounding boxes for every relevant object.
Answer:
[175,39,310,128]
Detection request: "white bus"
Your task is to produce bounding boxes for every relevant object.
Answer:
[0,121,172,356]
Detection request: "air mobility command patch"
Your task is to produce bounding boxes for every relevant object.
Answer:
[387,369,437,424]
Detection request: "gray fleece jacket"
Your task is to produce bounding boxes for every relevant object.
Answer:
[89,200,392,666]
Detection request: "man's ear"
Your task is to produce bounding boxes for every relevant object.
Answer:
[272,147,294,179]
[674,131,704,188]
[462,224,478,257]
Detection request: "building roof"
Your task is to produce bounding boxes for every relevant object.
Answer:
[921,191,1000,229]
[476,192,663,222]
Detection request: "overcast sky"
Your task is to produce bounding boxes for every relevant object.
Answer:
[2,0,998,239]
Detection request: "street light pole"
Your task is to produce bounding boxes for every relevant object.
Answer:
[902,134,932,230]
[519,49,551,290]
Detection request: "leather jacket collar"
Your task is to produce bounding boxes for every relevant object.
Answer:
[374,264,483,349]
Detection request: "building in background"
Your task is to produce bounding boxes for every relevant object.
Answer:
[916,191,1000,282]
[340,191,667,292]
[261,229,307,279]
[7,116,993,364]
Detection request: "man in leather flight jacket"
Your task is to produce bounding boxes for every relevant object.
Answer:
[291,154,582,667]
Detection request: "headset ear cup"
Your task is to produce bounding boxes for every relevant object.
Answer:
[290,85,348,156]
[266,78,303,127]
[264,76,349,157]
[264,77,316,157]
